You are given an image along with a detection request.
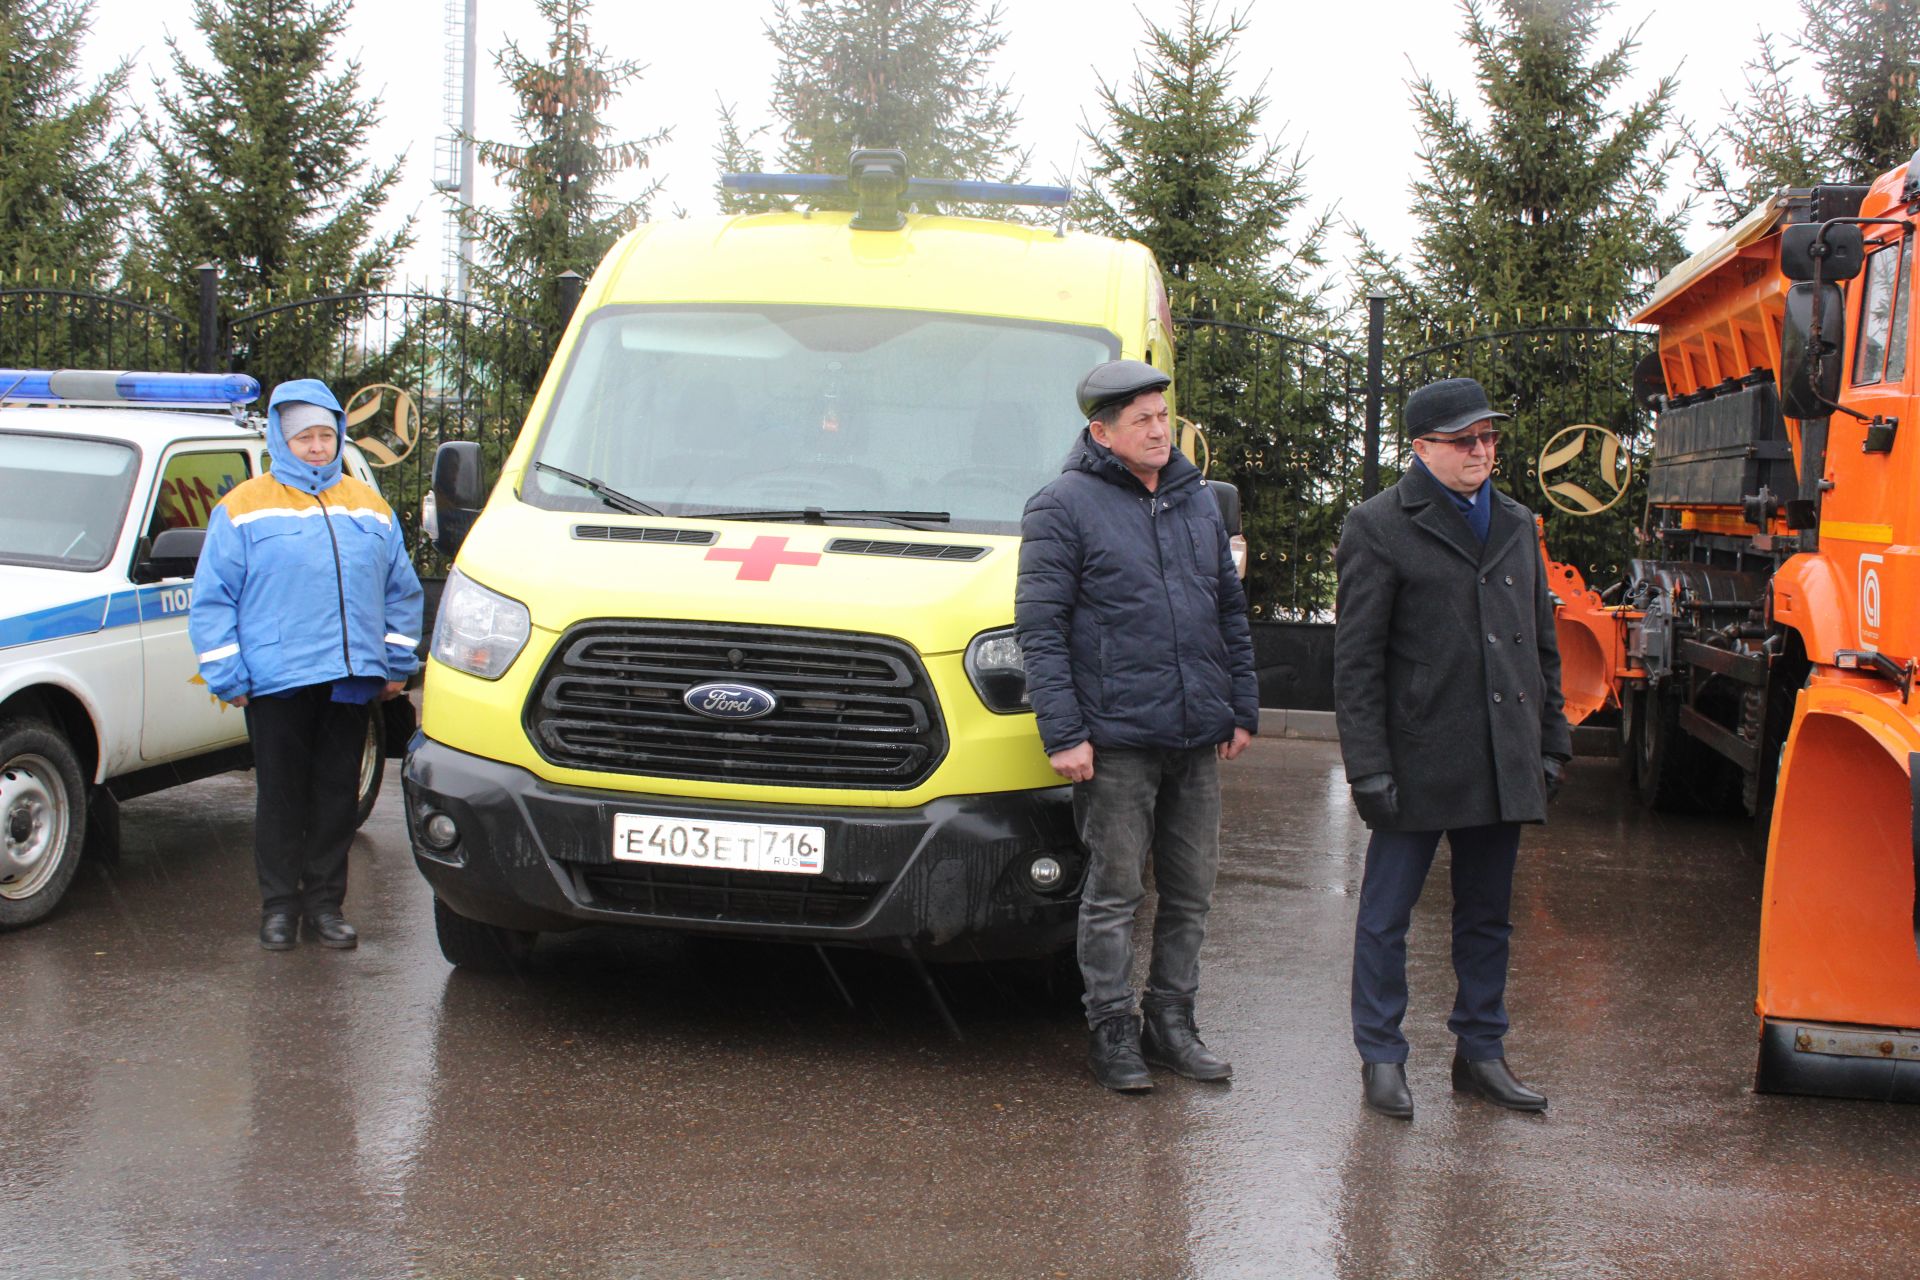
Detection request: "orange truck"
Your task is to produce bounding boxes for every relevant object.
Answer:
[1550,158,1920,1101]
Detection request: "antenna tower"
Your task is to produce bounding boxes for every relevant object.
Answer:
[434,0,478,300]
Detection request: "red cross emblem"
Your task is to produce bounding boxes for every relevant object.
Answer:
[705,535,822,581]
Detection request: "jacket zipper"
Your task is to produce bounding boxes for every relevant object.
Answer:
[1146,492,1192,747]
[314,488,353,673]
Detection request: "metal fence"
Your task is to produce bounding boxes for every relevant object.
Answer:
[0,288,189,372]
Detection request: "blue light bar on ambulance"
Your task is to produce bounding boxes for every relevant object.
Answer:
[0,369,261,407]
[721,173,1072,207]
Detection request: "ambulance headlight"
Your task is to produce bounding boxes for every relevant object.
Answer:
[431,569,532,680]
[964,627,1029,713]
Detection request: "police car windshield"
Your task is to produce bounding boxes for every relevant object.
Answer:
[0,432,138,571]
[525,305,1119,533]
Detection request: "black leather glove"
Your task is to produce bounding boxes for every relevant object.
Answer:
[1543,754,1568,803]
[1350,772,1399,828]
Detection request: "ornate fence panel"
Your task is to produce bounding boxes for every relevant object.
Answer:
[0,288,190,372]
[1393,325,1660,590]
[226,291,550,576]
[1173,316,1366,621]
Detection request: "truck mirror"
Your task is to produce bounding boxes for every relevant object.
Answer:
[1209,479,1242,535]
[1780,282,1847,419]
[1781,222,1865,282]
[143,526,206,581]
[430,441,486,556]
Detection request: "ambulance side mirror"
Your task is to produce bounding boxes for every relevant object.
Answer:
[1210,480,1242,534]
[430,441,486,556]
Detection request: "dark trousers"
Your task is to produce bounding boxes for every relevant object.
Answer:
[1351,822,1522,1064]
[1073,745,1221,1027]
[244,685,370,916]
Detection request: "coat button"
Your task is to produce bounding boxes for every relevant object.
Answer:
[1487,633,1498,644]
[1504,574,1514,585]
[1518,691,1528,703]
[1492,692,1504,703]
[1480,575,1489,584]
[1514,632,1524,643]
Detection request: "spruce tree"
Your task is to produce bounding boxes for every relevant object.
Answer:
[715,0,1025,213]
[1689,0,1920,227]
[1361,0,1689,586]
[461,0,668,343]
[0,0,139,281]
[1075,0,1339,617]
[139,0,410,309]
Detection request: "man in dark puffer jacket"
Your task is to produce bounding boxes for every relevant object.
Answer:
[1016,359,1259,1092]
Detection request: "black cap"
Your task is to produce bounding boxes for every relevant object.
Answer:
[1403,377,1509,438]
[1076,359,1171,421]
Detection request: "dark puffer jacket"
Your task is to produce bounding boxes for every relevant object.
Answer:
[1015,430,1259,755]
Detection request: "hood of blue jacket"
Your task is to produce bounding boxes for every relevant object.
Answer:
[266,379,346,494]
[1063,427,1204,504]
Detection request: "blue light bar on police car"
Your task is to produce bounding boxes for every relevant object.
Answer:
[721,173,1072,207]
[0,369,261,406]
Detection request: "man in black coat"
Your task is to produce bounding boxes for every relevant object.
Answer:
[1017,359,1259,1092]
[1334,376,1572,1119]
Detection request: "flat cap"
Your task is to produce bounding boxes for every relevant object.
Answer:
[1403,377,1508,438]
[1076,359,1171,421]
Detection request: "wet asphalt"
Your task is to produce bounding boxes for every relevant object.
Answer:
[4,737,1918,1279]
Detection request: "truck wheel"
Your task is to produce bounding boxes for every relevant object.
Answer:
[433,895,536,972]
[0,718,88,929]
[353,712,383,829]
[1631,687,1703,811]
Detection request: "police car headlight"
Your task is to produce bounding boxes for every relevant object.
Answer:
[964,627,1029,713]
[431,569,531,680]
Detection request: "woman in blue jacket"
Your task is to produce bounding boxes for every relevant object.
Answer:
[189,379,424,951]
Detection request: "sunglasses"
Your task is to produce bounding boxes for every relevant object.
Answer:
[1420,430,1501,452]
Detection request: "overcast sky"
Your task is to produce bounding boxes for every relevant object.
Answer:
[80,0,1809,304]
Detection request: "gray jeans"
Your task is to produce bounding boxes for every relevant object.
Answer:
[1073,745,1222,1027]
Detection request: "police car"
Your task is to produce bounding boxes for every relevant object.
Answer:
[0,370,403,927]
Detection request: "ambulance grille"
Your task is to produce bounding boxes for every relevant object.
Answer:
[525,621,947,789]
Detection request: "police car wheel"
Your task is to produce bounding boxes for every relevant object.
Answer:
[353,713,383,830]
[0,718,87,929]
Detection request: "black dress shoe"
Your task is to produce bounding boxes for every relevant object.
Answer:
[259,912,297,951]
[1362,1062,1413,1118]
[1088,1015,1153,1092]
[1452,1054,1547,1111]
[1141,1004,1232,1081]
[303,912,359,949]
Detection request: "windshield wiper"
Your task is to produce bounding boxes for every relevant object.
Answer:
[533,462,663,517]
[697,507,952,529]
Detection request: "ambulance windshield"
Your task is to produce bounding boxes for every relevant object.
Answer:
[525,305,1120,533]
[0,432,139,571]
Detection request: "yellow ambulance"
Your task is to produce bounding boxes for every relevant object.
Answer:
[406,151,1208,973]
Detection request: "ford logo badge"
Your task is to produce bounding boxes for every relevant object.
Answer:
[683,681,778,721]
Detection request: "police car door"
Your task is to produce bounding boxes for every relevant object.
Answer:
[135,443,254,760]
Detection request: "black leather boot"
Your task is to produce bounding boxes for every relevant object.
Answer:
[1362,1062,1413,1118]
[259,911,297,952]
[1087,1015,1153,1092]
[1140,1004,1232,1081]
[1451,1054,1547,1111]
[303,912,359,949]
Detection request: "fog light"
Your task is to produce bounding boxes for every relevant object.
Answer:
[422,811,460,850]
[1028,856,1063,890]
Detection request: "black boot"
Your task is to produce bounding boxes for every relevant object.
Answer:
[259,911,297,952]
[1451,1054,1547,1111]
[1362,1062,1413,1118]
[303,912,359,949]
[1087,1015,1153,1092]
[1140,1004,1232,1081]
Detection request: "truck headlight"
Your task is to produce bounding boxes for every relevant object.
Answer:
[964,627,1029,713]
[431,568,531,680]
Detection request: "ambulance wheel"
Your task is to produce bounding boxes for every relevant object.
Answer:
[433,895,536,972]
[353,712,383,830]
[0,718,87,929]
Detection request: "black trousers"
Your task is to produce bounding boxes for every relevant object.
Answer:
[244,685,370,916]
[1350,822,1522,1064]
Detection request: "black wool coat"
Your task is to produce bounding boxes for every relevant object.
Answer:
[1333,464,1572,830]
[1016,431,1259,755]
